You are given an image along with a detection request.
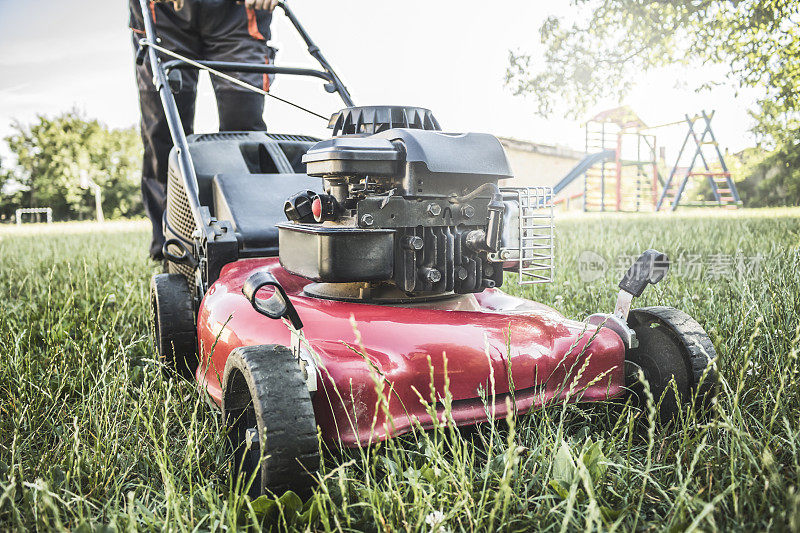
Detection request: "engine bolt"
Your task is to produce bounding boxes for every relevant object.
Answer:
[461,204,475,219]
[361,214,374,226]
[426,203,442,217]
[421,268,441,284]
[402,235,424,250]
[455,266,468,280]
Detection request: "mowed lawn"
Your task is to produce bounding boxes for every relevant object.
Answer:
[1,209,799,531]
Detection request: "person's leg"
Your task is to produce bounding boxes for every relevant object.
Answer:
[216,91,267,132]
[131,1,201,258]
[199,2,272,131]
[135,83,197,258]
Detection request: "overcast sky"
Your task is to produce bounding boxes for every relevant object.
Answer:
[0,0,763,160]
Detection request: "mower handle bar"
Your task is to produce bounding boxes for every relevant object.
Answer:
[162,60,334,84]
[271,0,353,107]
[135,0,354,235]
[161,1,354,107]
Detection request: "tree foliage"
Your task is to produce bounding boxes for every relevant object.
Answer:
[507,0,799,121]
[506,1,800,205]
[735,137,800,207]
[1,111,143,221]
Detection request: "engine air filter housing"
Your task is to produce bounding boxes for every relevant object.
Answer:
[328,106,441,136]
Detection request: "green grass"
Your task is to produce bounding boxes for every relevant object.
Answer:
[1,209,799,531]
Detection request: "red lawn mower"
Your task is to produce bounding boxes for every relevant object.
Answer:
[140,0,718,497]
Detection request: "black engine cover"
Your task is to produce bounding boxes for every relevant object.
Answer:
[280,106,513,297]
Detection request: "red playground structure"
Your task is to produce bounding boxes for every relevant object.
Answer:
[553,107,741,212]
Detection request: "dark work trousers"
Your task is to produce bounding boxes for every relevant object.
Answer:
[131,0,273,258]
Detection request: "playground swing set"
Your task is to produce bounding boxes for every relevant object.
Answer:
[552,106,742,212]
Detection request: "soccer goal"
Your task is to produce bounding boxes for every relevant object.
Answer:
[15,207,53,225]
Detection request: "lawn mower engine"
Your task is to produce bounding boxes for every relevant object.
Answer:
[277,106,547,301]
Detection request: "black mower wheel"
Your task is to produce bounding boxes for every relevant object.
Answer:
[222,344,319,498]
[627,306,718,422]
[150,273,198,379]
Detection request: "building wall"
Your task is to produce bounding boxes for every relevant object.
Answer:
[498,138,586,201]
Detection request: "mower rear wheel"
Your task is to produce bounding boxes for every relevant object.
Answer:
[626,306,718,421]
[222,344,319,498]
[150,273,198,379]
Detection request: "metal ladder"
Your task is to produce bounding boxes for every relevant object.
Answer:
[656,111,741,211]
[583,121,613,211]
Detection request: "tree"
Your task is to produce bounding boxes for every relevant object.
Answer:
[734,137,800,207]
[0,157,23,221]
[506,1,800,205]
[2,110,143,220]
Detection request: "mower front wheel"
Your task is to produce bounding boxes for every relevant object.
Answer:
[222,344,319,498]
[626,306,718,421]
[150,273,198,379]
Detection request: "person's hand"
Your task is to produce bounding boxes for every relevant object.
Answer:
[245,0,280,11]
